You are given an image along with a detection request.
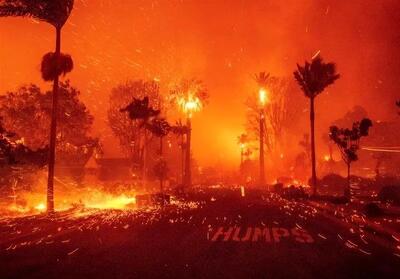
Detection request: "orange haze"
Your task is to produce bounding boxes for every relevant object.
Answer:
[1,0,399,168]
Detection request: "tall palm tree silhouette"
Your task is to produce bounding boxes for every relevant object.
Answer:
[294,55,340,195]
[0,0,74,213]
[169,79,208,189]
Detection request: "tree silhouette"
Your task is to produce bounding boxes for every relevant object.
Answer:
[121,96,160,186]
[169,79,208,189]
[237,133,249,171]
[0,0,75,213]
[145,118,170,154]
[121,97,160,123]
[294,55,340,195]
[170,120,189,185]
[254,72,270,88]
[329,118,372,198]
[0,82,95,155]
[145,118,170,192]
[1,118,48,192]
[0,82,96,185]
[109,80,162,168]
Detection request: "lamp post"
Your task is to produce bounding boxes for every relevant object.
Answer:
[258,88,268,186]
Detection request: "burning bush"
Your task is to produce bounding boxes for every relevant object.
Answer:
[364,202,384,217]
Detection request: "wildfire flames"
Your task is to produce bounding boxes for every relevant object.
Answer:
[4,186,137,216]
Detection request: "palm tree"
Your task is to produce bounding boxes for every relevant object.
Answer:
[145,118,170,157]
[145,118,170,192]
[329,118,372,198]
[121,96,160,122]
[254,72,270,88]
[121,97,160,186]
[169,79,208,189]
[294,55,340,195]
[0,0,74,213]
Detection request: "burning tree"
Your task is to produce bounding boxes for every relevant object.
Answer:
[0,118,47,197]
[0,0,75,213]
[329,118,373,198]
[294,55,340,195]
[0,82,97,185]
[169,79,209,189]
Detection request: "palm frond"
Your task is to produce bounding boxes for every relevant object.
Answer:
[41,52,73,81]
[293,55,340,98]
[254,72,270,87]
[0,0,74,28]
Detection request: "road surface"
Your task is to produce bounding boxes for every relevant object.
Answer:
[1,187,399,278]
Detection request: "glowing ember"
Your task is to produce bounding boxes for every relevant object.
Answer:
[86,195,136,210]
[3,185,138,216]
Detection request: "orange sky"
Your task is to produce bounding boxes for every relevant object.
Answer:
[1,0,400,167]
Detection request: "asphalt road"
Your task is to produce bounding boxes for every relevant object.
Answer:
[1,187,399,279]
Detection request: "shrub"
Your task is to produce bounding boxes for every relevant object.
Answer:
[378,185,400,205]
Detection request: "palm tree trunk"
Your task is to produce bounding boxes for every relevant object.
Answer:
[47,26,61,214]
[184,118,192,189]
[259,109,265,185]
[310,97,317,196]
